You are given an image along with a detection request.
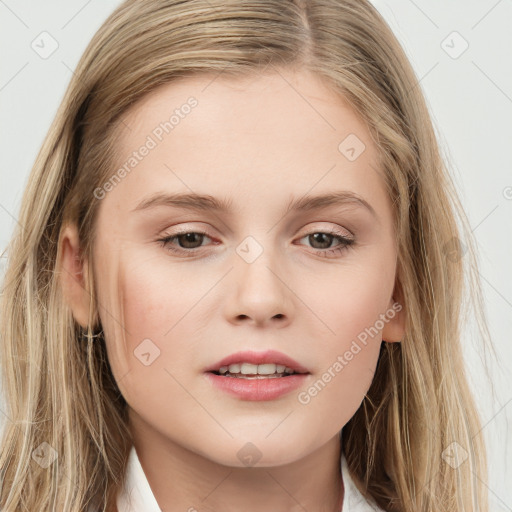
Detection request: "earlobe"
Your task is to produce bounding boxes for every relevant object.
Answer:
[59,223,92,328]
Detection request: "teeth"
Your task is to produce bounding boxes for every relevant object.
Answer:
[216,363,297,376]
[240,363,259,375]
[228,374,284,379]
[257,363,276,375]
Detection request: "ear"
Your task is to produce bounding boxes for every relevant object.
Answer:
[382,278,406,343]
[59,223,93,329]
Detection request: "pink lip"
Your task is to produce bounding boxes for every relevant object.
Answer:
[203,350,310,401]
[204,349,310,374]
[204,372,308,401]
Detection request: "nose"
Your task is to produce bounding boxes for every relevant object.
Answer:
[223,243,293,328]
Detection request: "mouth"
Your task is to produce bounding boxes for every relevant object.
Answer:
[204,349,310,379]
[210,362,305,379]
[204,350,310,401]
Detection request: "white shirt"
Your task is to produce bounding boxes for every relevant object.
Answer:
[115,444,384,511]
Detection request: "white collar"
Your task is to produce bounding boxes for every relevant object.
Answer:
[116,445,384,512]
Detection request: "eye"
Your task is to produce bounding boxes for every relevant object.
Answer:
[157,227,355,259]
[295,228,355,258]
[158,229,213,256]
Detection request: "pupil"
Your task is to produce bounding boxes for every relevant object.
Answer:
[179,233,203,248]
[310,233,332,249]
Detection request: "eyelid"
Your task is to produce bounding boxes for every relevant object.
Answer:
[299,223,354,239]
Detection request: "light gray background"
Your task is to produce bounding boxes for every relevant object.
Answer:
[0,0,511,509]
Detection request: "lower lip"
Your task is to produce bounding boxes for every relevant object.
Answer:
[204,372,309,401]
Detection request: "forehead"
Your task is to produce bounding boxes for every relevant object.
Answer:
[120,68,375,151]
[105,68,388,218]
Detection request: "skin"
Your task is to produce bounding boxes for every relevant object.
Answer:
[60,67,406,512]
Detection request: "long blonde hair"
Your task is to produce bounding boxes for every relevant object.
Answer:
[0,0,490,510]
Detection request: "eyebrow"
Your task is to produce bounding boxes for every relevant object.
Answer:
[131,191,377,218]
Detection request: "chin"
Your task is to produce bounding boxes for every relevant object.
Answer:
[199,434,315,468]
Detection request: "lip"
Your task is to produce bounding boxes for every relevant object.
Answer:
[203,349,310,401]
[204,372,308,401]
[204,349,310,374]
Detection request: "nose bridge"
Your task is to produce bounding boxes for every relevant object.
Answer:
[226,233,291,324]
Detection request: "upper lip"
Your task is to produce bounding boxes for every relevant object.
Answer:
[204,350,310,374]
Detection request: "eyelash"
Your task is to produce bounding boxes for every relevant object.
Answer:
[157,227,355,259]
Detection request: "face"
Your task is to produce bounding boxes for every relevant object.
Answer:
[79,68,405,467]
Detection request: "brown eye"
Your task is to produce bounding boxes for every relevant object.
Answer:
[158,230,213,256]
[296,229,355,258]
[307,232,337,249]
[174,232,206,249]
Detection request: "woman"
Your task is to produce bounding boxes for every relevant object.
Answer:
[0,1,490,510]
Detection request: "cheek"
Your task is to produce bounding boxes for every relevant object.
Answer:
[308,254,395,349]
[296,286,384,431]
[104,254,203,420]
[120,252,203,340]
[295,254,394,416]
